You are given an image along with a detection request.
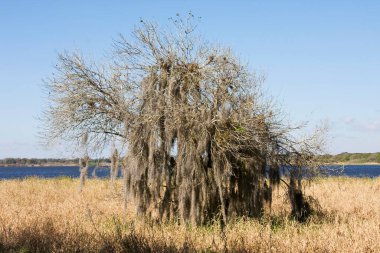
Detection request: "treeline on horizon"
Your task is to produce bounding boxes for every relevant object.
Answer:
[319,152,380,164]
[1,153,380,166]
[0,158,111,166]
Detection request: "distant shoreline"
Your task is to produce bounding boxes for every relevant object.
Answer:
[0,163,110,167]
[0,158,111,168]
[319,152,380,165]
[2,152,379,167]
[1,163,379,167]
[0,163,78,167]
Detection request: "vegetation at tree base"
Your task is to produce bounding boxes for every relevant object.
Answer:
[319,152,380,164]
[0,177,379,252]
[42,14,325,225]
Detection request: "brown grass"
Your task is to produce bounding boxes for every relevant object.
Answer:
[0,176,379,252]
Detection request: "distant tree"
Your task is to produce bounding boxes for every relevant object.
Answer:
[43,14,325,225]
[5,158,16,165]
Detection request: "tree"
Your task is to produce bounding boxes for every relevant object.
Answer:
[43,14,324,225]
[110,146,120,182]
[78,133,89,192]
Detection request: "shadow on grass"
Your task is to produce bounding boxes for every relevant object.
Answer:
[0,219,196,253]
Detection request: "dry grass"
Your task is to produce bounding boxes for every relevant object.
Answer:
[0,177,379,252]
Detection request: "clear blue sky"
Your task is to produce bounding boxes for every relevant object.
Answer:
[0,1,379,158]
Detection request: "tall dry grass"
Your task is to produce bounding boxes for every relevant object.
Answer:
[0,176,379,252]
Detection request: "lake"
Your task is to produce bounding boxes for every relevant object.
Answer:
[0,166,121,179]
[325,165,380,178]
[0,165,379,179]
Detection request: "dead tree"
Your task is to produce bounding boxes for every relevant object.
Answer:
[78,133,89,192]
[43,14,324,225]
[78,155,89,192]
[110,147,119,182]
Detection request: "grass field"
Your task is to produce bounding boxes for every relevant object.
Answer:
[0,177,379,252]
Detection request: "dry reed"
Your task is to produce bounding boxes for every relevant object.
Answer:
[0,176,379,252]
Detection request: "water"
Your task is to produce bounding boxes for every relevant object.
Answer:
[325,165,380,178]
[0,166,120,179]
[0,165,379,179]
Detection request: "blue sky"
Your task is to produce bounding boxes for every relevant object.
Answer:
[0,1,379,158]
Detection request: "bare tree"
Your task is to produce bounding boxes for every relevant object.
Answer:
[43,14,325,225]
[78,133,89,192]
[110,145,120,182]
